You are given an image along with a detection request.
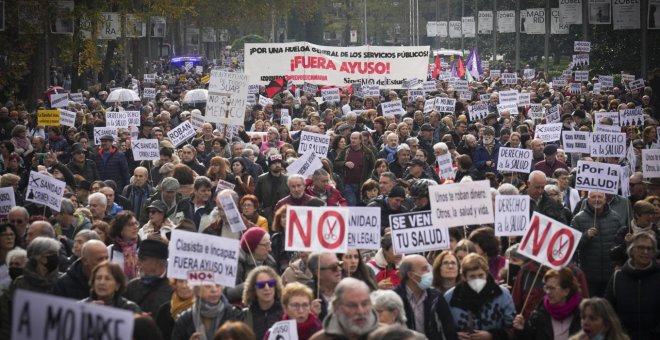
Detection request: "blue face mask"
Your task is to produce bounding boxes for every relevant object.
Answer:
[416,272,433,290]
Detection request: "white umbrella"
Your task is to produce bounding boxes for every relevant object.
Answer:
[183,89,208,104]
[106,88,141,103]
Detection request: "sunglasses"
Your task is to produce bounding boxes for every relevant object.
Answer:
[255,279,276,289]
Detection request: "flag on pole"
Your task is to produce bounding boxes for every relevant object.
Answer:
[451,56,466,79]
[432,55,441,79]
[466,48,483,81]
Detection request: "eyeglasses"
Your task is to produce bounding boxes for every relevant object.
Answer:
[321,262,342,272]
[255,279,276,289]
[288,303,310,310]
[8,220,24,224]
[543,285,560,292]
[258,241,272,248]
[634,246,654,253]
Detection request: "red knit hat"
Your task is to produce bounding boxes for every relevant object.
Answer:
[240,227,266,253]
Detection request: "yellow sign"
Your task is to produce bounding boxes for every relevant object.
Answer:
[38,110,60,126]
[201,75,210,84]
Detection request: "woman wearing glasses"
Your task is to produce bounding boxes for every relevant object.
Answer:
[431,250,462,294]
[241,266,284,340]
[264,282,322,340]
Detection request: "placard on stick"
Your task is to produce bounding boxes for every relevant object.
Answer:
[429,180,494,227]
[26,171,65,212]
[518,212,582,270]
[494,195,530,236]
[390,210,451,255]
[347,207,380,250]
[575,160,620,195]
[497,147,533,173]
[286,206,349,254]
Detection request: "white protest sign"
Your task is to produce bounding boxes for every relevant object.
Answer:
[58,109,76,127]
[143,87,156,99]
[495,195,531,237]
[621,73,635,83]
[435,97,456,113]
[562,131,591,154]
[403,78,420,89]
[196,65,203,74]
[519,212,582,270]
[595,124,621,133]
[546,105,561,123]
[595,111,621,126]
[523,69,535,80]
[390,210,451,255]
[131,139,160,161]
[93,127,117,145]
[572,54,589,67]
[628,79,644,91]
[167,121,196,147]
[480,94,491,102]
[285,206,349,253]
[143,73,156,83]
[497,147,533,173]
[422,81,437,93]
[590,132,626,157]
[12,290,134,340]
[568,83,581,95]
[267,320,298,340]
[217,179,236,192]
[468,102,488,121]
[285,149,323,178]
[599,75,614,87]
[499,90,518,105]
[593,83,602,95]
[429,180,494,227]
[642,149,660,178]
[437,154,455,181]
[302,82,318,94]
[574,70,589,82]
[501,73,517,84]
[348,207,380,250]
[70,92,84,103]
[574,41,591,53]
[105,111,128,128]
[26,171,65,212]
[575,160,620,195]
[258,95,272,107]
[298,131,330,158]
[423,98,436,113]
[453,80,469,92]
[191,111,205,131]
[408,90,425,103]
[517,92,531,107]
[125,110,141,126]
[535,123,563,142]
[219,195,247,233]
[248,84,260,95]
[382,100,405,117]
[321,88,340,103]
[0,187,16,216]
[206,71,249,126]
[619,108,644,127]
[498,102,518,116]
[490,69,502,78]
[362,84,380,97]
[168,229,240,287]
[528,103,545,118]
[50,93,69,108]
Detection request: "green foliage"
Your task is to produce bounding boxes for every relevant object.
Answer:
[232,35,268,50]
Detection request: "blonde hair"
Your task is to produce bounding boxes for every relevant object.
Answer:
[460,253,489,277]
[281,282,313,305]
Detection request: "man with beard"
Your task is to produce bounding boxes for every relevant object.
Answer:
[530,138,545,167]
[254,154,289,223]
[275,174,313,210]
[310,278,379,340]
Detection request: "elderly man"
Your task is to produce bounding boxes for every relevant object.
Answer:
[378,172,397,196]
[388,144,412,179]
[305,169,347,206]
[310,278,380,340]
[534,144,568,177]
[530,138,545,167]
[572,191,625,297]
[52,198,91,254]
[394,255,457,340]
[275,174,314,210]
[122,167,155,222]
[628,171,648,204]
[142,177,182,225]
[124,239,172,317]
[527,170,568,224]
[25,221,55,245]
[254,154,289,223]
[96,135,129,192]
[7,207,29,248]
[100,186,123,219]
[88,192,109,222]
[335,131,376,206]
[53,239,108,300]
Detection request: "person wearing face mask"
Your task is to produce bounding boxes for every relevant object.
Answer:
[472,126,500,178]
[444,253,516,340]
[0,248,26,291]
[394,254,457,340]
[123,239,172,317]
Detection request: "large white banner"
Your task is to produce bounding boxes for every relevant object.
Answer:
[478,11,493,33]
[521,8,546,34]
[560,0,583,24]
[551,8,570,34]
[613,0,640,30]
[498,11,516,33]
[244,42,430,89]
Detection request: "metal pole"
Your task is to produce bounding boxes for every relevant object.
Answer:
[447,0,451,49]
[544,0,550,75]
[493,0,497,63]
[416,0,419,45]
[409,0,413,45]
[461,0,465,54]
[475,0,479,52]
[364,0,368,44]
[582,0,588,41]
[515,0,520,72]
[641,0,648,78]
[436,0,440,49]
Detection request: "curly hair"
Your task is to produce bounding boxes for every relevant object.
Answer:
[241,266,282,306]
[109,211,137,240]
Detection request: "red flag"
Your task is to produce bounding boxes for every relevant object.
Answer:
[456,56,466,79]
[432,55,441,79]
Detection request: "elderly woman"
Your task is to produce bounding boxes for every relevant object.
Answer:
[432,250,461,294]
[513,268,583,340]
[107,211,141,280]
[0,248,27,290]
[156,279,195,340]
[242,266,284,340]
[239,195,268,232]
[569,298,629,340]
[445,253,516,340]
[138,200,174,243]
[80,261,141,312]
[171,283,243,340]
[260,127,284,154]
[264,282,321,340]
[370,289,426,339]
[10,125,33,158]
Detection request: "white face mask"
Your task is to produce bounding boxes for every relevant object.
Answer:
[468,278,487,293]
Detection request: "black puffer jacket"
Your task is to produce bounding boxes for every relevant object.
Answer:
[515,298,582,340]
[572,204,624,284]
[243,300,284,340]
[605,261,660,340]
[52,258,90,300]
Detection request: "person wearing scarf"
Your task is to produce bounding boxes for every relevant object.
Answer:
[171,283,243,340]
[513,268,582,340]
[445,253,516,340]
[264,282,322,340]
[156,279,195,340]
[107,211,141,280]
[381,134,399,162]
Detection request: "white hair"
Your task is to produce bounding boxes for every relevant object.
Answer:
[88,192,108,207]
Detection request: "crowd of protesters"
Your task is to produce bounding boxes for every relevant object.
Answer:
[0,57,658,340]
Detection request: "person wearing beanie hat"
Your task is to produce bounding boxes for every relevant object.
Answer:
[223,227,277,303]
[367,185,409,233]
[124,238,173,317]
[139,177,183,225]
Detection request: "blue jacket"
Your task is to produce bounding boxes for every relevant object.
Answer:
[96,146,130,192]
[472,142,500,176]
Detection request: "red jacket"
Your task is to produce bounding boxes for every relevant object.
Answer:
[304,179,347,206]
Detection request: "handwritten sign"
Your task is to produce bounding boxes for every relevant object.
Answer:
[642,149,660,178]
[298,131,330,159]
[26,171,66,212]
[590,132,626,157]
[348,207,381,250]
[132,139,159,161]
[562,131,590,153]
[381,100,405,117]
[0,187,16,216]
[497,147,533,173]
[495,195,530,236]
[167,121,196,147]
[535,123,563,142]
[58,109,76,127]
[37,110,60,126]
[429,180,494,228]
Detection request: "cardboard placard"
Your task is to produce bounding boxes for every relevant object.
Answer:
[497,147,533,173]
[562,131,591,154]
[285,206,349,254]
[390,210,451,254]
[495,195,531,236]
[26,171,66,212]
[535,123,563,142]
[347,207,381,250]
[590,132,626,157]
[298,131,331,159]
[519,212,582,270]
[429,180,494,228]
[131,139,160,161]
[575,160,620,195]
